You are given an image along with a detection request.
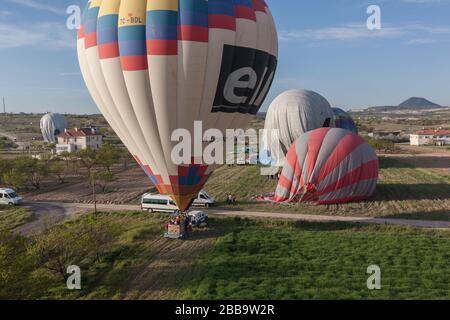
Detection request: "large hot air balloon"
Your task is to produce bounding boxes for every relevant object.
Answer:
[263,89,335,166]
[40,113,68,143]
[274,128,379,204]
[332,108,358,134]
[78,0,278,211]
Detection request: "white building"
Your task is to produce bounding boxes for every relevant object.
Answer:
[56,128,103,154]
[410,130,450,146]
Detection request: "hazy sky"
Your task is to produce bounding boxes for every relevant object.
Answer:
[1,0,450,114]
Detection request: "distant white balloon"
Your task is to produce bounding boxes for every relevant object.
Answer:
[264,89,335,166]
[40,113,68,143]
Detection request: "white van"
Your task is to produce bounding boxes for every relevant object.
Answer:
[141,190,215,213]
[0,188,23,206]
[192,190,216,208]
[141,194,179,213]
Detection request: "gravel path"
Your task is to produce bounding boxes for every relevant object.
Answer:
[16,202,448,236]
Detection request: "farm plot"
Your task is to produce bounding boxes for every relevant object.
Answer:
[2,212,448,300]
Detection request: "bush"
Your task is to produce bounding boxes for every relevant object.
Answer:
[0,232,33,299]
[27,215,120,282]
[2,158,49,190]
[367,138,398,152]
[0,137,17,150]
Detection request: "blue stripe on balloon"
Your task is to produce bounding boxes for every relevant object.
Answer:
[86,7,100,20]
[147,10,178,25]
[118,39,147,56]
[233,0,253,8]
[146,26,178,40]
[208,0,235,16]
[98,15,118,30]
[97,28,118,45]
[85,18,98,34]
[147,11,178,40]
[179,0,208,13]
[179,10,208,27]
[118,25,146,41]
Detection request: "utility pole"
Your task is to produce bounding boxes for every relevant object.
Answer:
[2,97,5,124]
[92,175,97,214]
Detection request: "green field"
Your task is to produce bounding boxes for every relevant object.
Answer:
[204,157,450,221]
[1,211,449,300]
[0,205,33,232]
[183,221,450,300]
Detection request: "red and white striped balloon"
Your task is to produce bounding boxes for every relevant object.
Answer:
[274,128,379,204]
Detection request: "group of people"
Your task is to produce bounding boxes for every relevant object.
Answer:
[226,194,237,205]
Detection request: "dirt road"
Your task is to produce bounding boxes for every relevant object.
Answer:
[16,202,84,236]
[16,201,448,236]
[0,129,27,150]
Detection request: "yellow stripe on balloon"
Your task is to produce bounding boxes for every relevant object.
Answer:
[147,0,178,11]
[99,0,120,17]
[119,0,147,27]
[89,0,102,9]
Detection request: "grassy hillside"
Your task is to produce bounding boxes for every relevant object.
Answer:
[0,205,33,232]
[1,212,448,300]
[204,157,450,221]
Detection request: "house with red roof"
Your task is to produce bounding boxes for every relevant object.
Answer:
[55,127,103,154]
[410,129,450,146]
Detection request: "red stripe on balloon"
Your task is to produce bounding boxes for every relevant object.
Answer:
[120,56,148,71]
[277,174,292,190]
[306,128,331,180]
[252,0,267,12]
[235,5,256,21]
[178,25,208,42]
[291,143,305,187]
[317,160,379,197]
[147,40,178,55]
[317,133,366,182]
[209,14,236,31]
[99,43,119,59]
[84,33,97,49]
[177,166,190,177]
[78,26,85,39]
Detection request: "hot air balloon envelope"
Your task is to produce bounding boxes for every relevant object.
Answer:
[264,89,335,166]
[274,128,379,204]
[77,0,278,211]
[40,113,68,143]
[333,108,358,134]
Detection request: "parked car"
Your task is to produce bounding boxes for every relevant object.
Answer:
[187,211,209,227]
[0,188,23,206]
[192,190,216,208]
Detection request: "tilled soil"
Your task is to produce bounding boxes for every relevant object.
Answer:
[25,165,153,204]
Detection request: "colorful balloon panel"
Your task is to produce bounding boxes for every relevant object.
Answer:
[274,128,379,204]
[77,0,278,211]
